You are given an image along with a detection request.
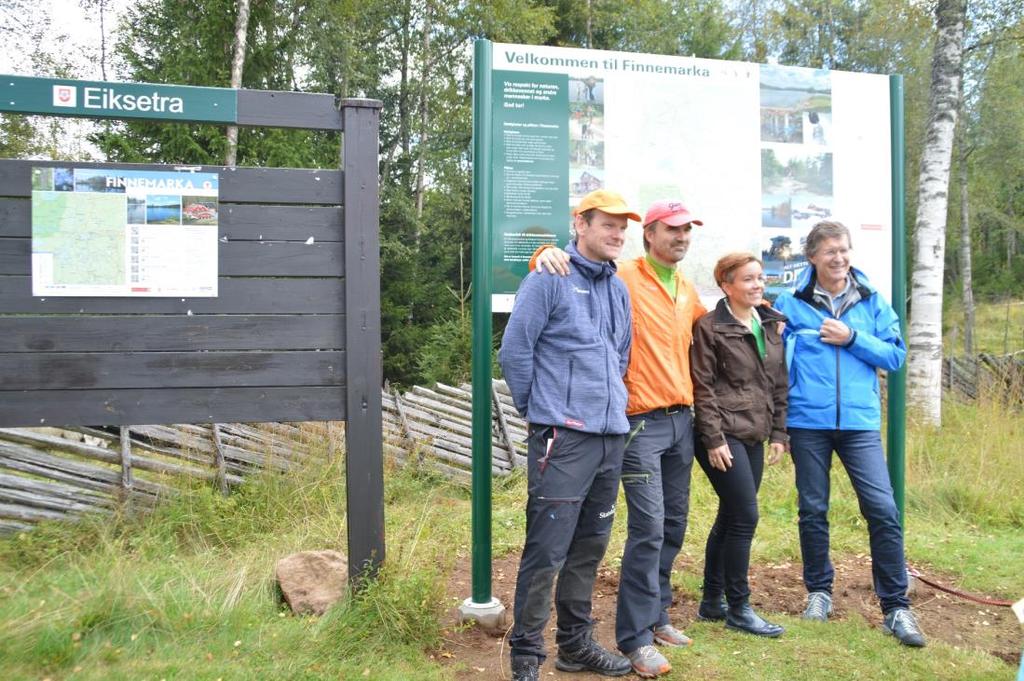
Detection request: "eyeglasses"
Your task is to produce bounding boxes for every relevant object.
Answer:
[818,248,851,258]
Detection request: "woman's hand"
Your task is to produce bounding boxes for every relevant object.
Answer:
[535,247,571,275]
[708,444,733,471]
[767,441,786,465]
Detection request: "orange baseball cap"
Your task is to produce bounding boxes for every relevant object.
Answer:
[572,189,642,222]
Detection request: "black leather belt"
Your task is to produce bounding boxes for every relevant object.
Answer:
[650,404,689,416]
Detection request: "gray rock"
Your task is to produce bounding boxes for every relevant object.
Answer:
[276,550,348,615]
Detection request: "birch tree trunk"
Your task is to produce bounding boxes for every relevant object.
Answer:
[906,0,966,425]
[224,0,251,166]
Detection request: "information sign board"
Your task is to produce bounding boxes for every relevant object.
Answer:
[481,43,893,311]
[31,167,219,297]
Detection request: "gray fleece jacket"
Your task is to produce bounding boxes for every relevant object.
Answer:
[499,241,632,435]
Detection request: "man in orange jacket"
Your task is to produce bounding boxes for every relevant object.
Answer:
[532,199,706,678]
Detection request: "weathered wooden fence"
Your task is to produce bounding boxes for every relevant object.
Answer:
[382,380,526,483]
[943,353,1024,402]
[0,421,334,534]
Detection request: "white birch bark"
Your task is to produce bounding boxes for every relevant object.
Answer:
[224,0,251,166]
[907,0,967,424]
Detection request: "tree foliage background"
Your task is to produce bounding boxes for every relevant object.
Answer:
[2,0,1022,387]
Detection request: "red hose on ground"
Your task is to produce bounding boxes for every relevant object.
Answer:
[907,565,1015,607]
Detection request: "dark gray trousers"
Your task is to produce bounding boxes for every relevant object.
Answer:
[615,409,695,653]
[510,425,624,662]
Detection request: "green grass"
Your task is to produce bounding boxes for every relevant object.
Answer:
[944,298,1024,355]
[671,615,1008,680]
[2,397,1022,680]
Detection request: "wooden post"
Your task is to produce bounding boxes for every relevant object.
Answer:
[210,423,229,496]
[119,425,133,503]
[491,381,517,467]
[326,421,337,461]
[342,98,385,585]
[391,386,419,461]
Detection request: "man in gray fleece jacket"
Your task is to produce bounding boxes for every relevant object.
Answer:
[499,189,638,681]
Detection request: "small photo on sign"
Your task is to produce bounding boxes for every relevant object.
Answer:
[127,197,147,224]
[146,195,182,225]
[569,76,604,104]
[762,229,809,300]
[571,168,603,199]
[759,64,831,145]
[32,168,54,191]
[54,168,74,191]
[761,147,833,229]
[181,196,218,225]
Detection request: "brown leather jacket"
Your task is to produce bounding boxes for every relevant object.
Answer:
[690,298,789,449]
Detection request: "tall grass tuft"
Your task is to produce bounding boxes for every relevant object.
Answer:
[907,392,1024,529]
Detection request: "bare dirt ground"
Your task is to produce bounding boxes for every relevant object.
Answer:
[437,554,1021,679]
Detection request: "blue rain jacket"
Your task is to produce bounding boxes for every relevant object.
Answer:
[774,266,905,431]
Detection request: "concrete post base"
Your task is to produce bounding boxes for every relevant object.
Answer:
[906,572,918,598]
[458,597,508,635]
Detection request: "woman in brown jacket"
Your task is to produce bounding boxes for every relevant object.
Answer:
[690,252,789,637]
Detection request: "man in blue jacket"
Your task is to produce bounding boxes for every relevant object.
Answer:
[500,189,638,681]
[774,220,926,647]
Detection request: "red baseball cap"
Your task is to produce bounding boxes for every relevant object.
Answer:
[643,199,703,228]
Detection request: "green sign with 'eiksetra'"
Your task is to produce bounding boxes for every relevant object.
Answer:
[0,75,237,124]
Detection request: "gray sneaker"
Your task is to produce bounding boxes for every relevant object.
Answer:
[883,608,927,647]
[802,591,833,621]
[653,623,693,647]
[625,645,672,678]
[555,637,631,676]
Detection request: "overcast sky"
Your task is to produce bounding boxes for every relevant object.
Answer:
[1,0,129,77]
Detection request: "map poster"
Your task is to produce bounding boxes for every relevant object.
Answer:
[31,167,219,297]
[481,43,893,311]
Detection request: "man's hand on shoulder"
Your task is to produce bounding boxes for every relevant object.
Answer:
[535,247,571,276]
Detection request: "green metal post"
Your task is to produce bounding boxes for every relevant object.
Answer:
[887,75,907,526]
[470,39,494,605]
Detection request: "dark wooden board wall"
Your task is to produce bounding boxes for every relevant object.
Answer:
[0,90,385,581]
[0,159,347,426]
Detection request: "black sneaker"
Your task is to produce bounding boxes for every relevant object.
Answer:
[883,608,926,647]
[555,637,632,676]
[511,655,540,681]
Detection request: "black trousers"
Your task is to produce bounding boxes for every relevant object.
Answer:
[510,425,624,662]
[695,436,764,606]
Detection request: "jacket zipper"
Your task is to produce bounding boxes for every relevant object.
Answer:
[567,360,574,405]
[835,346,841,429]
[602,275,613,431]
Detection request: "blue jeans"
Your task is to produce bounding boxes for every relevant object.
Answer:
[789,428,909,613]
[615,409,694,653]
[510,425,624,662]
